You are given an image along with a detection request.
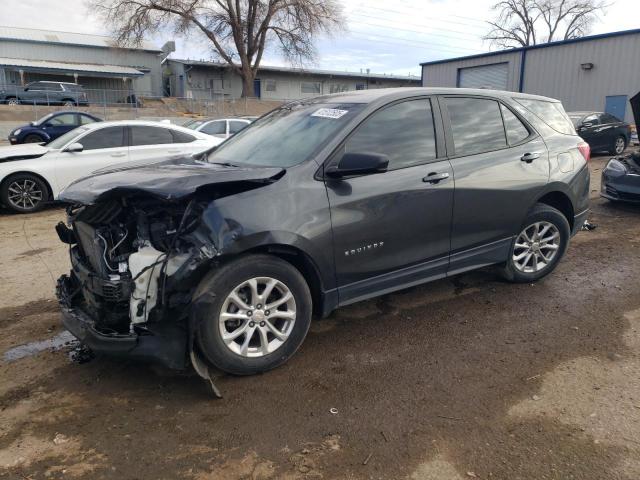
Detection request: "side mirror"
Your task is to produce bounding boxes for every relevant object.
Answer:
[29,121,36,126]
[64,142,84,153]
[582,122,593,128]
[325,152,389,178]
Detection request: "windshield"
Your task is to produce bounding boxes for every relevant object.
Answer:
[47,127,89,149]
[207,102,365,168]
[35,113,54,126]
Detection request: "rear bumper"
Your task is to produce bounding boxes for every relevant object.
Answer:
[57,274,189,370]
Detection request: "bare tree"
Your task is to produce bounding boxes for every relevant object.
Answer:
[90,0,344,97]
[485,0,607,48]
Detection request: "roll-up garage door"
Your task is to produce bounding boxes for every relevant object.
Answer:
[458,63,508,90]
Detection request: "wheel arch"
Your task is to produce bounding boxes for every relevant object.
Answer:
[1,171,54,201]
[534,190,575,230]
[233,243,328,318]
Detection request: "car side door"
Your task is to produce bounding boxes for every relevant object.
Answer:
[441,96,549,275]
[53,126,129,190]
[324,97,454,304]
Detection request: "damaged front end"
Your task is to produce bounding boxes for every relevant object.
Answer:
[55,161,284,374]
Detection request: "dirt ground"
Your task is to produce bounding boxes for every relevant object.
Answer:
[1,153,640,480]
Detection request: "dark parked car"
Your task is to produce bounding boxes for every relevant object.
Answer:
[8,111,102,144]
[1,81,89,107]
[569,111,631,155]
[56,88,590,387]
[601,92,640,203]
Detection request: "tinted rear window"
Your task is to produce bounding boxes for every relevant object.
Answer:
[446,97,507,156]
[516,99,575,135]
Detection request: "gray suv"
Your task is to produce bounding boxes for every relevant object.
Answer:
[56,88,590,382]
[1,81,89,106]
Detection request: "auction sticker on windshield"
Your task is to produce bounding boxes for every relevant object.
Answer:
[311,108,349,119]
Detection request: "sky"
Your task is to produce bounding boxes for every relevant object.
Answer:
[1,0,637,77]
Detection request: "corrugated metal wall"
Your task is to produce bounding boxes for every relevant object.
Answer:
[0,40,162,95]
[422,51,522,92]
[523,34,640,123]
[421,33,640,123]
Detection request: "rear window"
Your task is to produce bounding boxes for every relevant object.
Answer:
[516,98,575,135]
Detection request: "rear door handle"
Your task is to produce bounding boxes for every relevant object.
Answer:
[110,152,127,158]
[521,152,540,163]
[423,172,450,184]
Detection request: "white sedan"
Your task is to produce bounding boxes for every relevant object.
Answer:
[0,120,221,213]
[184,117,253,139]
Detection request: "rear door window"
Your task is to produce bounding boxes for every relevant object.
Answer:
[500,104,530,145]
[446,97,507,156]
[344,98,437,170]
[79,127,126,150]
[130,126,174,146]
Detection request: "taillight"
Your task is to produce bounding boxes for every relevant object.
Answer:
[577,142,590,162]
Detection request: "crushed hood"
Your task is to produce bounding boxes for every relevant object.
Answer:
[0,143,49,162]
[58,158,285,205]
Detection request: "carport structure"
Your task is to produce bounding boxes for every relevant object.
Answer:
[0,57,145,103]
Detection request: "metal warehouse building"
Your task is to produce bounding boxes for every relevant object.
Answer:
[164,58,420,101]
[0,26,168,102]
[421,28,640,123]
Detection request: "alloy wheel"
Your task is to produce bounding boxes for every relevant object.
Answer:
[218,277,297,358]
[7,98,19,106]
[7,179,44,210]
[512,221,561,273]
[615,137,625,155]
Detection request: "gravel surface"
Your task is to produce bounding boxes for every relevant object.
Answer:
[1,154,639,479]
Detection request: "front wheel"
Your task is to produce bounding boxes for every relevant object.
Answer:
[62,100,76,107]
[500,203,570,283]
[195,254,312,375]
[1,173,49,213]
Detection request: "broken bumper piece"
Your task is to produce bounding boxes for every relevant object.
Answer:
[57,274,188,370]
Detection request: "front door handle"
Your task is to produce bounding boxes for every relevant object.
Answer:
[110,152,127,158]
[521,152,540,163]
[423,172,450,184]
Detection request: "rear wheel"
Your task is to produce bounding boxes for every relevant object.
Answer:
[62,99,76,107]
[500,203,570,283]
[195,254,312,375]
[1,173,49,213]
[6,97,19,106]
[610,135,626,155]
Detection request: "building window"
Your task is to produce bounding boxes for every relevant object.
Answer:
[355,84,366,90]
[301,81,321,94]
[265,79,277,92]
[329,83,350,93]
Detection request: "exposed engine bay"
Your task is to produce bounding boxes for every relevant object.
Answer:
[58,198,215,335]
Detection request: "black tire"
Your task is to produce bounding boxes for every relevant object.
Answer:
[0,173,49,213]
[195,254,312,375]
[23,134,44,144]
[500,203,570,283]
[610,135,627,155]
